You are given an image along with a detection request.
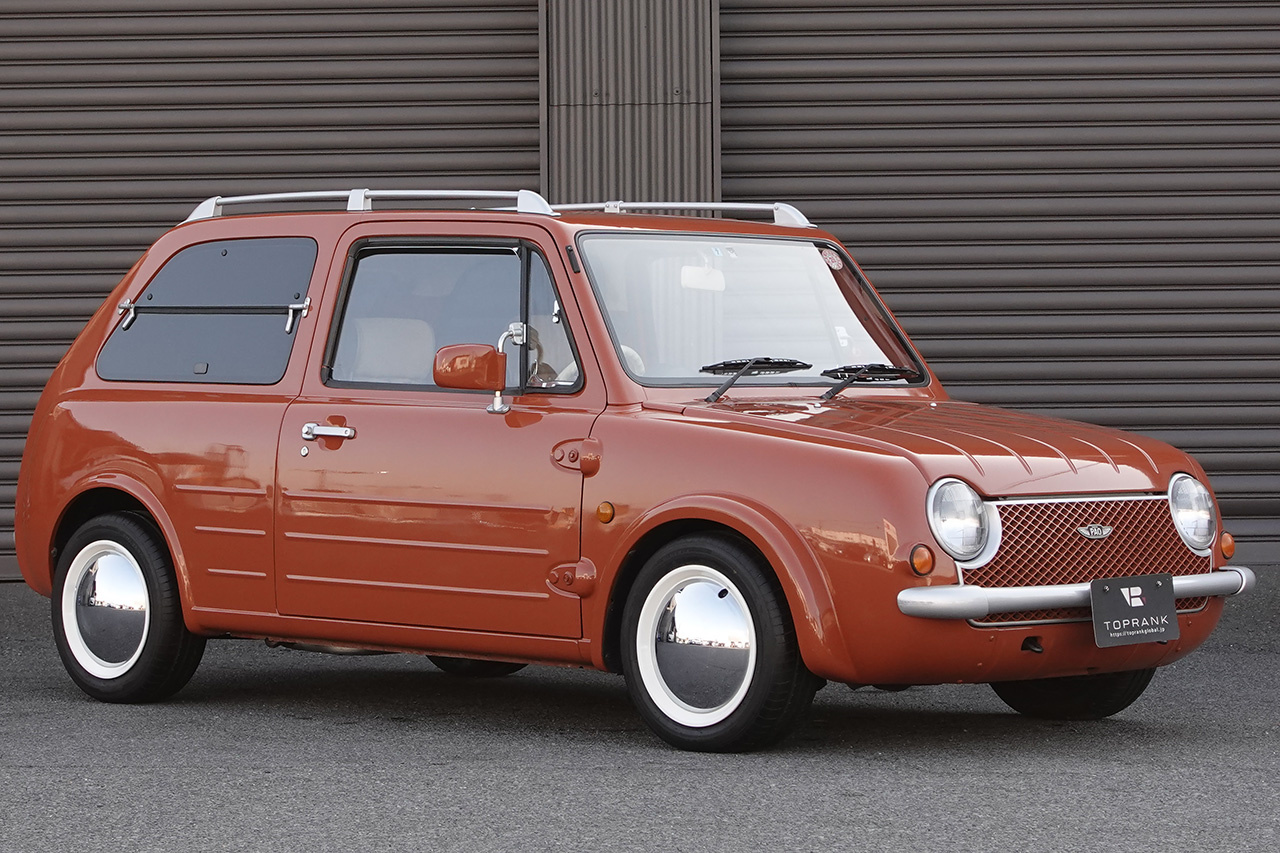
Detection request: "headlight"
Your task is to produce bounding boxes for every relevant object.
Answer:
[927,478,991,563]
[1169,473,1215,553]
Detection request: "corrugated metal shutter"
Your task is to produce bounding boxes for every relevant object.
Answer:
[721,0,1280,564]
[543,0,719,204]
[0,0,540,578]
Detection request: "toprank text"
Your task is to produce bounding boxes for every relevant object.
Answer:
[1103,615,1171,631]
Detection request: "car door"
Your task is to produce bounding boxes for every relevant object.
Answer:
[274,223,603,638]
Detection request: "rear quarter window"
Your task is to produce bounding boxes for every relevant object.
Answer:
[96,237,318,384]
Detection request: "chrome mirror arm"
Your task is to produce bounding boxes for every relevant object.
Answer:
[487,322,527,414]
[487,391,510,414]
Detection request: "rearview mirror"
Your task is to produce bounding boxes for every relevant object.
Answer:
[680,265,726,292]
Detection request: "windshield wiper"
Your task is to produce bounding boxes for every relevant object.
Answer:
[820,363,921,400]
[700,357,813,403]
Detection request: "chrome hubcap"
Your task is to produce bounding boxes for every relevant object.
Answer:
[61,540,150,679]
[636,565,756,728]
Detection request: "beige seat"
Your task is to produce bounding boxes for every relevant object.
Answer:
[335,317,436,384]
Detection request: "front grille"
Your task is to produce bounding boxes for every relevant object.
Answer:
[963,495,1210,625]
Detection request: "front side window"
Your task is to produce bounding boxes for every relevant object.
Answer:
[578,234,922,389]
[327,244,579,392]
[97,237,318,384]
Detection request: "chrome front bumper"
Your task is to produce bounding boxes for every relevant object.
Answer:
[897,566,1257,620]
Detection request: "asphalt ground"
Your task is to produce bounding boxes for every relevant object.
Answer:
[1,574,1276,853]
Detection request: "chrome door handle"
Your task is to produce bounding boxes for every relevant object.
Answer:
[302,422,356,440]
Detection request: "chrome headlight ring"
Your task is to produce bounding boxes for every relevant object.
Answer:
[1168,473,1216,556]
[927,478,1001,569]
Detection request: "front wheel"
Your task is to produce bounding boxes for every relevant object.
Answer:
[622,534,819,752]
[52,512,205,703]
[991,668,1156,720]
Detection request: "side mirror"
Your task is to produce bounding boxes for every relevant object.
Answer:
[434,344,506,390]
[433,344,510,412]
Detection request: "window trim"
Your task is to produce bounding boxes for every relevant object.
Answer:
[574,230,930,391]
[95,235,319,386]
[321,238,585,396]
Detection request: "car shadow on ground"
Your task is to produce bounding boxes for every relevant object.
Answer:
[4,584,1229,758]
[159,641,1176,755]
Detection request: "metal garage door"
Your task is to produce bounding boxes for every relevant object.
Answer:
[0,0,540,578]
[721,0,1280,564]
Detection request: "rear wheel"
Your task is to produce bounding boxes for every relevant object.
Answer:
[622,534,819,752]
[52,512,205,702]
[427,656,527,677]
[991,668,1156,720]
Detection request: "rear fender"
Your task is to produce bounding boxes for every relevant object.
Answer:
[42,475,196,625]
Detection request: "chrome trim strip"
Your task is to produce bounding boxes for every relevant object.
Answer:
[991,493,1165,507]
[193,525,268,537]
[280,489,552,515]
[897,566,1256,620]
[174,483,268,497]
[284,573,548,600]
[283,530,550,557]
[207,567,268,578]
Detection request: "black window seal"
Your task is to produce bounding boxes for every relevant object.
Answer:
[321,238,585,396]
[96,235,319,386]
[573,229,931,391]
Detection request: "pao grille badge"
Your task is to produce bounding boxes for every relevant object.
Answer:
[1078,524,1114,540]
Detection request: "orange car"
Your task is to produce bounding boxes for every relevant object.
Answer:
[15,189,1256,751]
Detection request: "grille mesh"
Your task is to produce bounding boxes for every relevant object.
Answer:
[963,496,1210,625]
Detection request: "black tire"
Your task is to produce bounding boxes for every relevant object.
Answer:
[427,656,527,677]
[51,512,205,703]
[991,668,1156,720]
[621,533,820,752]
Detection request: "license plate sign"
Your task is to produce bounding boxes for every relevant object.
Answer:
[1090,573,1180,648]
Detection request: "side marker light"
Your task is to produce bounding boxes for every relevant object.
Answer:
[910,545,935,576]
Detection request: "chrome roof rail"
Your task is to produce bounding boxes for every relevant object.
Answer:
[551,200,813,228]
[183,188,557,222]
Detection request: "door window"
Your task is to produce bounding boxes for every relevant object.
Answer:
[327,244,579,392]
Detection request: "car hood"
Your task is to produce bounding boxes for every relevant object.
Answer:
[690,397,1191,497]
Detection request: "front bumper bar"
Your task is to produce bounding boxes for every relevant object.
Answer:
[897,566,1257,620]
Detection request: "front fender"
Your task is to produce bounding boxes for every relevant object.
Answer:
[585,492,856,682]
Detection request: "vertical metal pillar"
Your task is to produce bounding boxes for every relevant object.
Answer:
[541,0,720,204]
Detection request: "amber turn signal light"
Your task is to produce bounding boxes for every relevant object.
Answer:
[1220,531,1236,559]
[910,545,935,576]
[596,501,615,524]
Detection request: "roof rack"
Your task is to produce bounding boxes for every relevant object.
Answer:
[182,188,557,222]
[551,200,813,228]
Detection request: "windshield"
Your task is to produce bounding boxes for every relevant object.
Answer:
[578,233,922,389]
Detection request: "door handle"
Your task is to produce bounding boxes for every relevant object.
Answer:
[302,422,356,441]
